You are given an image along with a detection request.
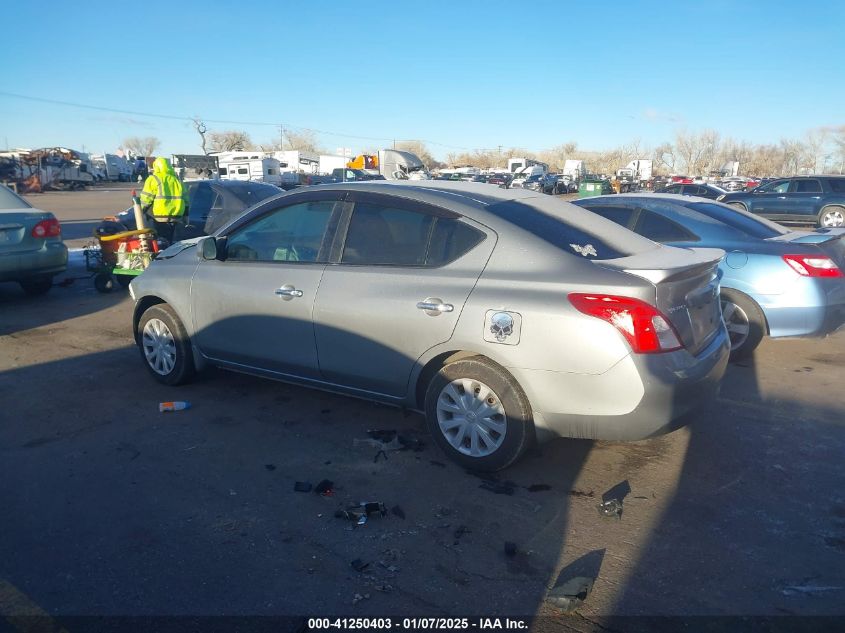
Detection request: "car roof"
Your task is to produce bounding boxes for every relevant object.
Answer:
[247,180,661,256]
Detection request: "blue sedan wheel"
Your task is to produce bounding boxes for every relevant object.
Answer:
[720,289,766,362]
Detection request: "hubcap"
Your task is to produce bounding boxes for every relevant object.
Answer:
[436,378,506,458]
[822,210,844,227]
[721,300,750,351]
[142,318,176,376]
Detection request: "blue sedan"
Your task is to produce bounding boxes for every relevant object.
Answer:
[574,194,845,360]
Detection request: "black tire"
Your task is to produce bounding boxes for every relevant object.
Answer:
[137,303,196,385]
[818,205,845,229]
[115,274,133,289]
[94,273,114,293]
[19,276,53,296]
[720,289,766,362]
[424,357,533,471]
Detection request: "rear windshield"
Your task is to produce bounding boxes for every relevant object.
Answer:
[224,183,281,206]
[684,201,788,238]
[486,197,658,260]
[0,185,31,210]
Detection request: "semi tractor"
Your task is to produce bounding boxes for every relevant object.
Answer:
[346,149,427,180]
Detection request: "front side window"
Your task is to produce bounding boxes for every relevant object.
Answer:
[757,179,790,194]
[792,179,822,193]
[226,201,334,262]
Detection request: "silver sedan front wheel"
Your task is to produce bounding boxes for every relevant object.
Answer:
[137,303,196,385]
[142,317,176,376]
[436,378,507,457]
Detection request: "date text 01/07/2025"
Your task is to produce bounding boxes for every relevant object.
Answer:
[306,617,530,630]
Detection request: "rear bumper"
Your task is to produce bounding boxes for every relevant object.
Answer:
[519,325,730,442]
[0,242,68,282]
[762,279,845,338]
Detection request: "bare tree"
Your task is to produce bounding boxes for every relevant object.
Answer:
[123,136,161,157]
[208,130,254,152]
[193,118,208,155]
[653,142,676,174]
[284,130,322,153]
[395,140,436,168]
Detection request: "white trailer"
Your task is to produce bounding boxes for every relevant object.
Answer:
[318,154,349,175]
[562,159,586,182]
[216,152,283,186]
[272,150,320,174]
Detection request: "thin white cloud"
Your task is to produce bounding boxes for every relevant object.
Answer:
[641,108,682,124]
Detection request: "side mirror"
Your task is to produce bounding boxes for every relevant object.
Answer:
[198,236,226,261]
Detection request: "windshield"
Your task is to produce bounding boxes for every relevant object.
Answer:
[0,185,32,210]
[685,201,788,238]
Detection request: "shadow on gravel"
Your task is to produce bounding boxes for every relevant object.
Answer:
[603,346,845,621]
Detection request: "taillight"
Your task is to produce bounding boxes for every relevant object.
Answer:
[782,254,844,278]
[568,293,683,354]
[31,218,61,239]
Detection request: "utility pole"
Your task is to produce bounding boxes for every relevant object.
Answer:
[279,125,285,151]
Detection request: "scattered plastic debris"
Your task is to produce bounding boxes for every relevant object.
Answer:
[335,502,387,526]
[314,480,334,496]
[159,401,190,412]
[504,541,518,558]
[391,505,406,520]
[546,550,604,613]
[597,499,623,519]
[352,593,370,605]
[294,481,312,493]
[350,559,370,573]
[374,584,393,593]
[547,576,594,612]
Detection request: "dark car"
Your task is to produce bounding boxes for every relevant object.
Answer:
[718,176,845,228]
[470,175,489,183]
[107,179,283,239]
[487,174,512,187]
[522,173,558,194]
[655,183,727,200]
[331,168,386,182]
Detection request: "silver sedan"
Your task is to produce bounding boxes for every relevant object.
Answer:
[129,181,730,470]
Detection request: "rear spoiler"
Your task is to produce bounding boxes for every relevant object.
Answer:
[768,228,845,245]
[596,246,724,284]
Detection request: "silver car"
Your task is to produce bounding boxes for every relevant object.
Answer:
[0,184,68,294]
[129,182,730,470]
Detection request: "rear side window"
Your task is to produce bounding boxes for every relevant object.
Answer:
[636,211,698,242]
[793,179,822,193]
[0,185,31,210]
[488,200,630,259]
[684,201,788,238]
[828,179,845,193]
[342,203,483,267]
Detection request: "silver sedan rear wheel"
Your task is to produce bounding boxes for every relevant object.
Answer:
[142,318,176,376]
[436,378,507,457]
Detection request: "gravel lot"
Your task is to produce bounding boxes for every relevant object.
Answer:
[1,187,844,627]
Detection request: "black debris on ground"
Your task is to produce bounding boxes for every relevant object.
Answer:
[391,505,406,520]
[293,481,312,493]
[527,484,552,492]
[265,464,276,471]
[504,541,518,558]
[314,480,334,496]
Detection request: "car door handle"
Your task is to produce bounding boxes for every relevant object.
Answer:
[417,298,454,314]
[275,285,303,299]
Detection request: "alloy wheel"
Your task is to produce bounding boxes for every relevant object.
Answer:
[721,299,750,351]
[822,209,844,228]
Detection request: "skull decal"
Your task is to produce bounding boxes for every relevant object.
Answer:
[490,312,515,342]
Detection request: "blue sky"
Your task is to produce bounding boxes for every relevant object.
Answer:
[1,0,843,160]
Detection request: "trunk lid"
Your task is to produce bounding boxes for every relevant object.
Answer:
[0,210,54,253]
[767,228,845,270]
[596,246,725,355]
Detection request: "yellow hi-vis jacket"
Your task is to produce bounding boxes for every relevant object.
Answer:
[140,157,188,220]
